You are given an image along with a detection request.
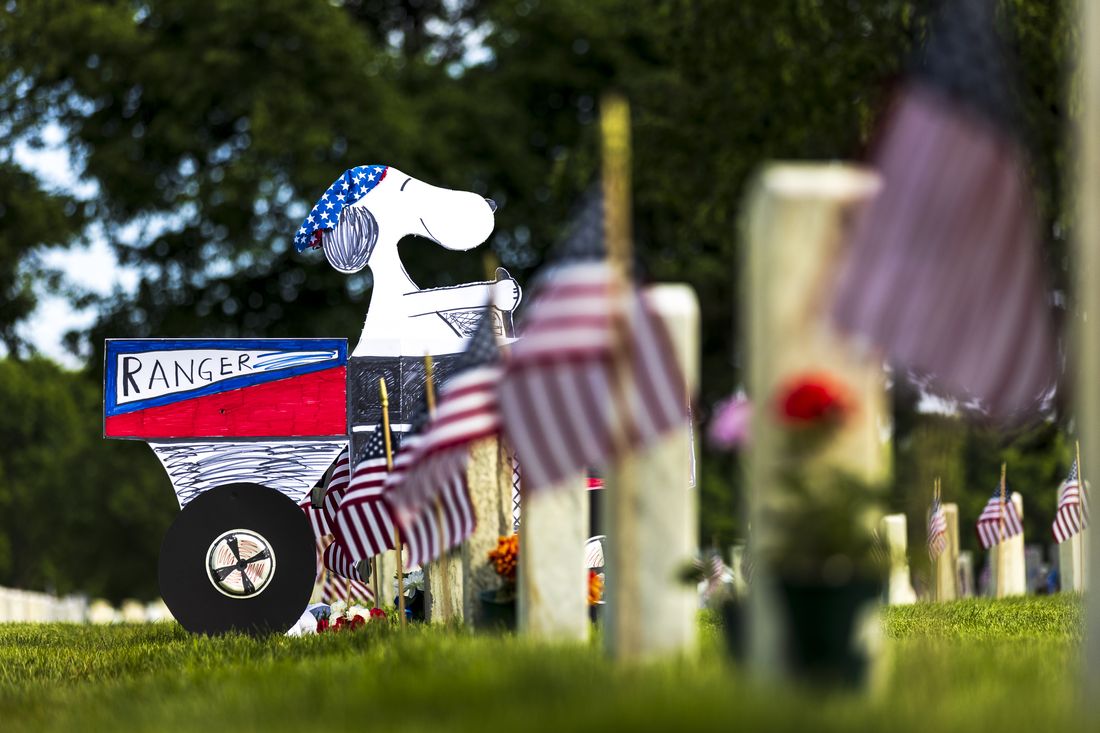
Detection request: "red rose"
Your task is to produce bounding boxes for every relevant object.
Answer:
[316,617,330,633]
[334,616,348,631]
[370,607,386,619]
[777,375,849,424]
[349,615,366,630]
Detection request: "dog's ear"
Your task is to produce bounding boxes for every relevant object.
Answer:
[322,206,379,273]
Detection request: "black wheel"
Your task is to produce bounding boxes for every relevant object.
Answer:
[159,483,315,636]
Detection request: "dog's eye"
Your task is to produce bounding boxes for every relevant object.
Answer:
[400,177,412,192]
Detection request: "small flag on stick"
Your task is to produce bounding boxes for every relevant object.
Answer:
[1053,457,1089,544]
[976,477,1023,549]
[928,478,948,560]
[334,427,396,561]
[497,189,688,491]
[388,314,497,566]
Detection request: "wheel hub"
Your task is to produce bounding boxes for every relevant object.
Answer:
[205,529,276,598]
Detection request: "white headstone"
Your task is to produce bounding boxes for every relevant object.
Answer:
[603,284,699,661]
[517,474,589,641]
[991,492,1027,597]
[882,514,916,605]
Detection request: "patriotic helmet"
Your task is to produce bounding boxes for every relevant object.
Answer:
[294,165,389,272]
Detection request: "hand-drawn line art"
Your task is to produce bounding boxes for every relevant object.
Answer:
[150,440,347,508]
[295,165,522,357]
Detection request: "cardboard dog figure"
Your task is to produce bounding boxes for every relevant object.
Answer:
[104,165,521,635]
[296,164,521,355]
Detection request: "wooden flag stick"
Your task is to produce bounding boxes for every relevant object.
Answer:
[600,92,643,651]
[1078,440,1086,590]
[423,354,455,618]
[380,377,405,626]
[998,462,1007,598]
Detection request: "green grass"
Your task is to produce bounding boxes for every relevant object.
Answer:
[0,595,1086,733]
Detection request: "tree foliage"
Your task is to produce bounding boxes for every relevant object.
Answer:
[0,0,1079,595]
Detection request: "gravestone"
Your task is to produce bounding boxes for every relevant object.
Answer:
[603,284,700,660]
[742,164,889,679]
[991,492,1027,597]
[957,551,974,597]
[463,436,515,624]
[881,514,916,605]
[935,503,960,601]
[1060,533,1087,592]
[518,474,589,641]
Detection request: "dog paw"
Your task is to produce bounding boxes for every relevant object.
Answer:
[492,272,521,312]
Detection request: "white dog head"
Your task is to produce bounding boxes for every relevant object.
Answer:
[294,165,497,274]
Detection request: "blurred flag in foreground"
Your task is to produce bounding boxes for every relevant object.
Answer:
[831,0,1055,420]
[1053,459,1088,544]
[498,190,688,491]
[334,427,395,561]
[976,485,1023,549]
[927,494,948,559]
[389,314,498,567]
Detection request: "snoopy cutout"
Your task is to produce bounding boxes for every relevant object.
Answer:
[296,165,521,357]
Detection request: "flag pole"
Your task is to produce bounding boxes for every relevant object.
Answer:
[600,91,641,646]
[998,462,1007,598]
[1078,439,1086,589]
[380,377,405,626]
[423,354,454,617]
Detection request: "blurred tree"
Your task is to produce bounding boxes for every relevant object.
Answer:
[0,0,1077,591]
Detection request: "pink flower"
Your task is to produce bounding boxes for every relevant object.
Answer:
[708,395,752,450]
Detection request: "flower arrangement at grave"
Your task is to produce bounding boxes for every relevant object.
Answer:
[485,533,519,603]
[763,372,887,586]
[587,570,604,606]
[316,599,388,633]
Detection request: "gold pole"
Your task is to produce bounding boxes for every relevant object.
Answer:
[1078,440,1086,590]
[381,377,405,626]
[933,477,939,601]
[600,92,641,651]
[998,462,1007,599]
[423,353,454,618]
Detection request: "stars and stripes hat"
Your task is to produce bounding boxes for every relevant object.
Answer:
[294,165,389,252]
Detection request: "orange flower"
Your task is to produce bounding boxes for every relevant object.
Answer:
[488,533,519,582]
[587,570,604,606]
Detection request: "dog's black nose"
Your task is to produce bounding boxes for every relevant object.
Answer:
[485,198,498,213]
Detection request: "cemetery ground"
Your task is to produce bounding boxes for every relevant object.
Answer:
[0,595,1083,733]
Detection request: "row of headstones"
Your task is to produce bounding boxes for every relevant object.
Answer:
[0,586,174,624]
[393,284,701,660]
[877,498,1086,603]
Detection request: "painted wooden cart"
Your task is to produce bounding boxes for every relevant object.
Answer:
[103,337,473,634]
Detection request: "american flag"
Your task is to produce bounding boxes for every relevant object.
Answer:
[294,165,388,251]
[320,571,374,606]
[830,0,1055,421]
[1053,459,1089,544]
[390,312,502,513]
[927,494,948,559]
[299,498,331,541]
[322,447,351,529]
[976,484,1023,550]
[498,190,689,491]
[387,314,496,566]
[322,537,368,583]
[333,427,396,561]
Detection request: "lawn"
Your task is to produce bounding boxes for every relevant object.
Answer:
[0,595,1085,733]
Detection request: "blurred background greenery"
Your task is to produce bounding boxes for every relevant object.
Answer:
[0,0,1077,600]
